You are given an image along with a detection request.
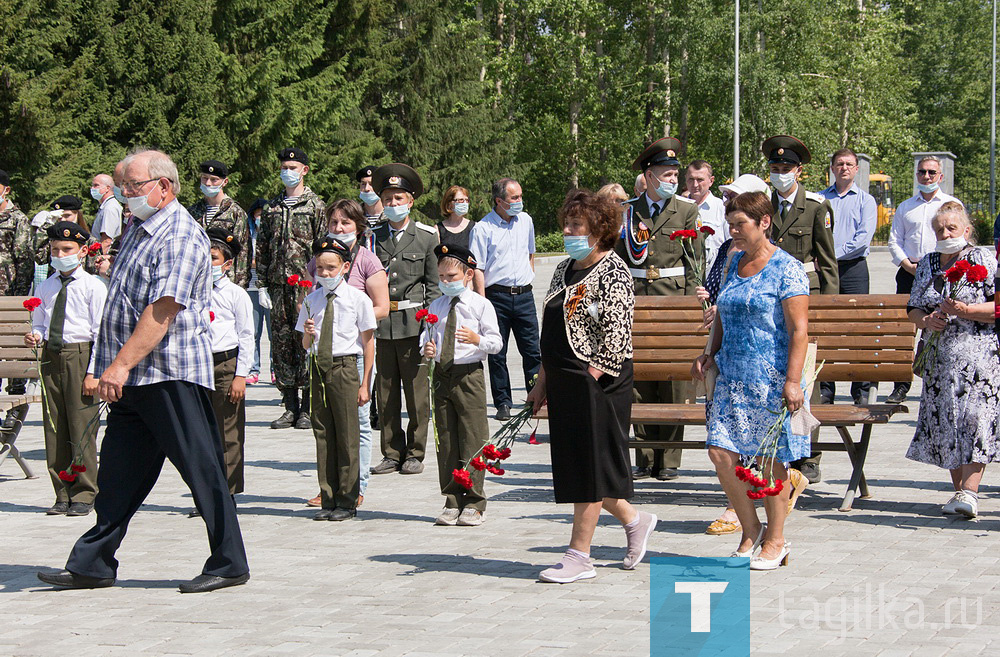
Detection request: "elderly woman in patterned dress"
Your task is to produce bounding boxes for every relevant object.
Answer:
[527,189,657,584]
[905,202,999,519]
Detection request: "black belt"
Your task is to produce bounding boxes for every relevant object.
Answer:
[213,348,239,364]
[838,256,867,264]
[487,284,532,295]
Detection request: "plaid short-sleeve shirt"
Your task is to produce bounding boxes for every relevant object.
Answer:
[95,199,214,389]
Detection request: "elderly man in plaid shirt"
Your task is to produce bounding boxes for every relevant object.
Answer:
[37,150,250,594]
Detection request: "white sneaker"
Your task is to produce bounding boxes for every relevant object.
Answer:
[457,508,484,526]
[953,492,978,519]
[942,492,963,515]
[434,507,460,526]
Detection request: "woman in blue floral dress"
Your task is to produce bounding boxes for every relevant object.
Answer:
[693,192,809,570]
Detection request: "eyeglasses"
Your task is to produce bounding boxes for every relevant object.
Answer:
[917,169,940,176]
[120,178,160,194]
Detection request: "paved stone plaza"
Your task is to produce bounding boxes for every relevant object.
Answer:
[2,249,998,656]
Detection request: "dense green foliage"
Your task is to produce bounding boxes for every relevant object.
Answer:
[0,0,994,231]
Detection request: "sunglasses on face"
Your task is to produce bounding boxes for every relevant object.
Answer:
[917,169,940,176]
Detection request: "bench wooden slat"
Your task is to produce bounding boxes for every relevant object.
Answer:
[0,297,34,311]
[0,362,39,379]
[0,394,43,412]
[534,403,907,426]
[633,322,914,336]
[0,336,31,347]
[634,362,913,382]
[633,335,917,349]
[0,347,38,360]
[632,294,908,309]
[632,348,913,364]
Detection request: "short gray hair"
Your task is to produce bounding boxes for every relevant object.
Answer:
[932,200,975,243]
[918,155,942,170]
[491,178,518,204]
[124,149,181,195]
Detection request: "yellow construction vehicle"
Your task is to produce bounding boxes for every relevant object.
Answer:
[869,173,895,229]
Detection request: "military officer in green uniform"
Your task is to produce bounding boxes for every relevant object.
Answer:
[256,147,327,430]
[763,135,839,483]
[188,160,251,288]
[615,138,702,481]
[368,164,441,476]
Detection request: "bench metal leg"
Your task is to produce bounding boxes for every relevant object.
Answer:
[0,404,36,479]
[835,424,872,512]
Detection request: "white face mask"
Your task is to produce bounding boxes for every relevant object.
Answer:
[329,231,357,246]
[126,186,161,220]
[51,253,81,273]
[917,181,940,194]
[453,202,469,216]
[212,265,226,282]
[770,171,796,193]
[316,274,343,291]
[935,236,968,254]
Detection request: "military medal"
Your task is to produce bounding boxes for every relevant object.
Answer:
[621,205,651,265]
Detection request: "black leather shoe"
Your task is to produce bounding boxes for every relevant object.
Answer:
[656,468,679,481]
[313,508,334,521]
[632,467,652,481]
[2,410,18,430]
[270,409,296,429]
[66,502,93,517]
[188,507,201,518]
[886,387,907,404]
[400,457,424,474]
[37,570,115,589]
[178,572,250,593]
[46,501,70,515]
[495,405,512,421]
[370,458,399,475]
[295,413,312,430]
[328,507,357,521]
[819,392,834,405]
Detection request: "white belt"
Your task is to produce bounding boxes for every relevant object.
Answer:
[630,266,685,281]
[389,300,421,312]
[801,261,816,273]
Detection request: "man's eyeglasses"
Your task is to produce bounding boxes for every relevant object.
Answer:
[917,169,940,176]
[120,178,160,194]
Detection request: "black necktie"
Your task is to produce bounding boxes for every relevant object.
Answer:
[651,203,660,217]
[440,296,461,370]
[48,276,72,352]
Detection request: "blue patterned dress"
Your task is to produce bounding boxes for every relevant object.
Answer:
[707,248,811,461]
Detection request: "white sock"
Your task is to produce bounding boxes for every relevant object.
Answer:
[624,512,642,528]
[962,489,979,500]
[567,548,589,560]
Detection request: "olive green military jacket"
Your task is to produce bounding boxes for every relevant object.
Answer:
[0,204,34,296]
[189,196,251,288]
[256,187,326,289]
[770,187,839,294]
[372,216,441,341]
[614,193,703,296]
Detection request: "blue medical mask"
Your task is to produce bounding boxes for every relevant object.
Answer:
[917,181,939,194]
[201,183,223,197]
[329,231,357,246]
[384,204,411,222]
[89,187,104,202]
[438,279,467,297]
[126,190,159,220]
[280,169,301,188]
[112,186,126,203]
[564,234,594,260]
[212,265,225,282]
[655,180,678,199]
[51,253,81,273]
[359,190,379,205]
[316,274,343,291]
[453,202,469,216]
[505,200,524,215]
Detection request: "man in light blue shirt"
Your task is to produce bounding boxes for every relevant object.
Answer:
[469,178,540,420]
[820,147,877,405]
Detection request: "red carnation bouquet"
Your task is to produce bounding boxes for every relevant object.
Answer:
[416,308,440,444]
[912,258,990,375]
[289,274,322,413]
[670,226,714,309]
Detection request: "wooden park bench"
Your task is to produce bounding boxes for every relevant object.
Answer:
[0,296,43,479]
[539,294,916,511]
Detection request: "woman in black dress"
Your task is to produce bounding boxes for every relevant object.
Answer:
[436,185,474,249]
[527,189,658,584]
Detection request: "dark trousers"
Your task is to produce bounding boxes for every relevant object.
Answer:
[65,381,248,580]
[894,268,916,395]
[485,286,541,408]
[820,257,872,402]
[310,356,360,510]
[376,336,429,463]
[211,355,245,495]
[434,363,489,512]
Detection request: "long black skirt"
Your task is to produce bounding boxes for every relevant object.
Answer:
[545,356,634,503]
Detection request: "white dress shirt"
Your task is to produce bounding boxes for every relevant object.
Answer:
[419,287,503,364]
[92,197,124,239]
[695,192,728,272]
[469,209,536,287]
[295,282,377,357]
[888,190,962,266]
[32,266,108,374]
[210,276,255,377]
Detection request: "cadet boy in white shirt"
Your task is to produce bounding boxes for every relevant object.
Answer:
[199,228,254,516]
[297,238,376,522]
[24,222,108,517]
[421,244,502,527]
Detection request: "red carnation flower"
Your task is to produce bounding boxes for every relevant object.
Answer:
[699,226,716,236]
[426,313,439,324]
[482,444,500,460]
[70,464,87,473]
[209,311,215,322]
[528,429,539,445]
[497,447,512,461]
[415,309,428,321]
[470,457,486,471]
[452,468,473,490]
[299,280,313,289]
[966,264,989,284]
[22,297,42,312]
[58,470,77,482]
[944,266,965,284]
[954,259,971,272]
[87,243,103,255]
[287,274,300,286]
[669,230,683,241]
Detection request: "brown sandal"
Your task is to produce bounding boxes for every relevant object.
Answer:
[706,518,741,535]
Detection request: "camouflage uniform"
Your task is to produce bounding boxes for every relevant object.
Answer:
[189,196,251,288]
[255,187,326,391]
[0,203,34,296]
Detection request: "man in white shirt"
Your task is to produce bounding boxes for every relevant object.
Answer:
[886,155,962,404]
[633,173,646,199]
[469,177,540,421]
[88,174,123,251]
[684,160,727,272]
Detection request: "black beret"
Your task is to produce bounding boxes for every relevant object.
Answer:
[51,195,83,211]
[0,169,8,187]
[762,135,811,166]
[206,226,241,259]
[434,243,477,269]
[371,163,423,199]
[632,137,683,171]
[278,147,309,165]
[312,236,353,263]
[199,160,229,177]
[46,221,90,244]
[355,165,376,182]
